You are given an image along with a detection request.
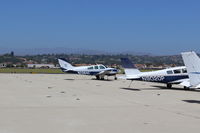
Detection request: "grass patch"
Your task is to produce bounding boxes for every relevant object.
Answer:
[140,69,158,72]
[0,68,157,74]
[0,68,64,74]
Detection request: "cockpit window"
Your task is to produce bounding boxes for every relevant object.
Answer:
[99,65,105,69]
[167,70,173,74]
[88,66,93,70]
[182,68,187,73]
[173,69,181,74]
[94,66,99,69]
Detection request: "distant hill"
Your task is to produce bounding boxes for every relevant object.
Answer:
[0,53,185,67]
[0,47,152,56]
[0,49,199,67]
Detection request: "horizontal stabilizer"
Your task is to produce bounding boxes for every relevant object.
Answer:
[120,58,141,77]
[118,75,139,80]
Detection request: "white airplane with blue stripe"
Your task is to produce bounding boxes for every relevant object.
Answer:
[121,58,189,88]
[181,51,200,89]
[58,58,118,80]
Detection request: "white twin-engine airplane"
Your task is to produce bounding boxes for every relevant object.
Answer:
[181,51,200,89]
[58,58,118,80]
[121,58,189,89]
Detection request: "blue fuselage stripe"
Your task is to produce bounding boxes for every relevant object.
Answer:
[190,72,200,74]
[129,75,189,84]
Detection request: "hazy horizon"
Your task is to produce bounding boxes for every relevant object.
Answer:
[0,47,195,56]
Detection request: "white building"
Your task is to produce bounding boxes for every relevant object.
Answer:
[0,63,7,68]
[27,64,55,68]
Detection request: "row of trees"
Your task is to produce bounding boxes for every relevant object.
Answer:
[0,52,185,68]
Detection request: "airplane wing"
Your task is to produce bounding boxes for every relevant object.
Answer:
[178,79,191,87]
[195,84,200,88]
[171,76,200,89]
[167,78,190,87]
[96,67,118,76]
[96,70,112,76]
[169,78,189,84]
[179,80,200,88]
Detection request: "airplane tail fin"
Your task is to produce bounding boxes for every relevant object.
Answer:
[121,58,141,77]
[181,51,200,88]
[58,58,74,72]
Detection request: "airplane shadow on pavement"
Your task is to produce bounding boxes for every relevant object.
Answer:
[152,85,200,92]
[120,88,141,91]
[91,78,115,81]
[120,85,200,92]
[182,100,200,104]
[64,78,75,80]
[63,78,114,81]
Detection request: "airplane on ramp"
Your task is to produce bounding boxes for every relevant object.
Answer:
[58,58,118,80]
[181,51,200,89]
[121,58,189,88]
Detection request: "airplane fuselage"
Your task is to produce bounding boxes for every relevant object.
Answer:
[126,66,189,84]
[62,64,118,79]
[67,66,118,76]
[58,58,118,80]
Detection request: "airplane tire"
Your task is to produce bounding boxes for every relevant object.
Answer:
[96,75,100,80]
[100,77,105,80]
[167,84,172,89]
[114,77,117,80]
[184,86,190,90]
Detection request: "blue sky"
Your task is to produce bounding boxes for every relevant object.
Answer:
[0,0,200,55]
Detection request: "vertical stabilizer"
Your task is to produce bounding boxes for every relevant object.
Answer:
[121,58,141,77]
[181,51,200,87]
[58,58,74,71]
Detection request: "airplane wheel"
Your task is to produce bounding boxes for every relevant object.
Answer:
[167,84,172,89]
[114,77,117,80]
[184,86,190,90]
[101,77,105,80]
[96,76,100,80]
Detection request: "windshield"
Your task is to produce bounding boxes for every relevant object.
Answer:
[99,65,106,69]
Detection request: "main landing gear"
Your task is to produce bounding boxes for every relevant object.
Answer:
[96,75,104,80]
[184,86,192,90]
[96,75,100,80]
[96,75,117,80]
[166,84,192,90]
[166,84,172,89]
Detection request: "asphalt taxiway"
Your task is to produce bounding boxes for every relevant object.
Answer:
[0,74,200,133]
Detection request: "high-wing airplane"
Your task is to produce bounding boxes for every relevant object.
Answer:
[181,51,200,88]
[58,58,118,80]
[121,58,189,88]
